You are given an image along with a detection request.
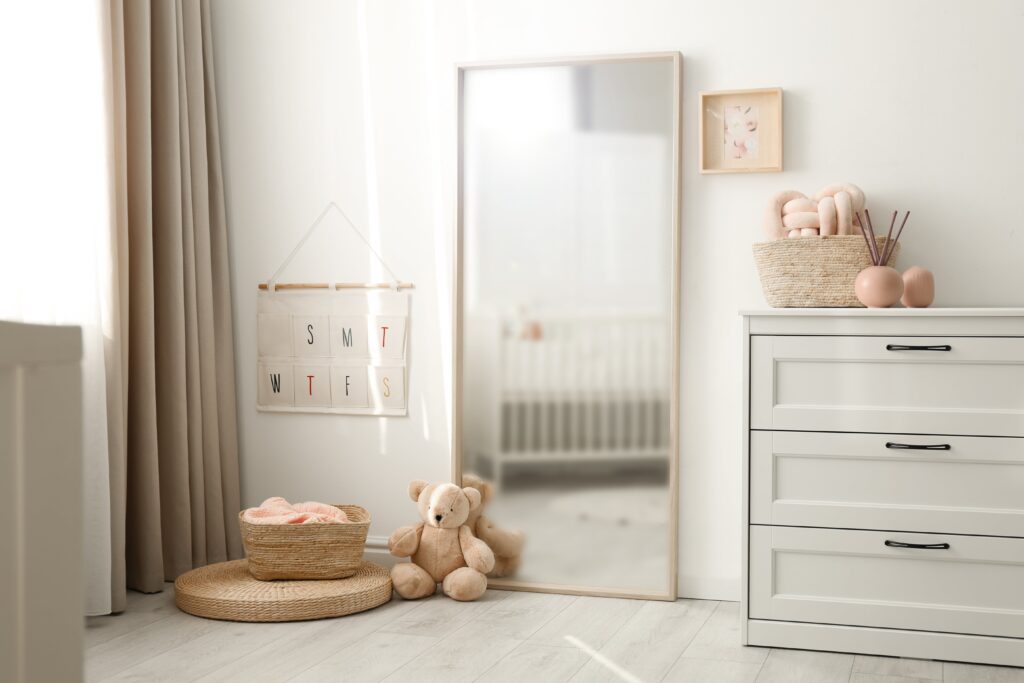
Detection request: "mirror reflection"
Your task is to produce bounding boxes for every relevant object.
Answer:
[460,57,676,594]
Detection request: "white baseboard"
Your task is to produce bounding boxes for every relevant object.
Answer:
[365,534,389,552]
[365,537,738,601]
[678,574,740,602]
[364,535,399,568]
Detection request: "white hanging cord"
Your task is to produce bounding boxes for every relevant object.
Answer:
[329,202,402,286]
[267,202,334,292]
[266,202,401,291]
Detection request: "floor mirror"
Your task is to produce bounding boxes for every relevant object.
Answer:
[454,53,680,600]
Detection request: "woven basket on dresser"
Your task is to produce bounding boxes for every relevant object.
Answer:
[752,235,899,308]
[239,504,370,580]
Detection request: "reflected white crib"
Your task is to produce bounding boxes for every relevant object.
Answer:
[464,313,671,488]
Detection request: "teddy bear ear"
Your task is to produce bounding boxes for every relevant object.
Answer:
[408,480,429,502]
[477,480,493,504]
[462,487,482,510]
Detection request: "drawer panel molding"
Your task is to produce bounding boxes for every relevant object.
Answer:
[749,525,1024,639]
[751,335,1024,436]
[750,431,1024,537]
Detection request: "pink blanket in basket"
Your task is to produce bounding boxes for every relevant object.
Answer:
[242,497,349,525]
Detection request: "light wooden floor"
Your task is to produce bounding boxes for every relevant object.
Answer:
[85,587,1024,683]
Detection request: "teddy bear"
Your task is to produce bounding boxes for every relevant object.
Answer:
[388,480,495,601]
[461,473,524,578]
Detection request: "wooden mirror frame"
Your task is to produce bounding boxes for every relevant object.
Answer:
[453,52,681,601]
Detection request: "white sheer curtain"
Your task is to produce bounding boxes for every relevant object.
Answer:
[0,0,119,615]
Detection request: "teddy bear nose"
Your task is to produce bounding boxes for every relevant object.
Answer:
[435,514,443,522]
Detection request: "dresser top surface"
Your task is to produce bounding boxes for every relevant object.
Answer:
[741,308,1024,318]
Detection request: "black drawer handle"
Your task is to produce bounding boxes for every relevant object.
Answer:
[885,540,950,550]
[886,442,951,451]
[886,344,952,351]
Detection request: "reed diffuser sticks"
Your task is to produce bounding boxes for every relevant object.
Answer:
[882,211,911,265]
[857,209,910,266]
[882,211,897,258]
[859,210,879,264]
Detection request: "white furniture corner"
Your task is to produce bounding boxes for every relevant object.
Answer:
[741,308,1024,668]
[0,321,83,683]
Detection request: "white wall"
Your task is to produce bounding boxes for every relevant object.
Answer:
[210,0,1024,600]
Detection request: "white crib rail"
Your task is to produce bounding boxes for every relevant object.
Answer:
[491,313,670,479]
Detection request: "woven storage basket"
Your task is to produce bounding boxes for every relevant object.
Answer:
[752,235,899,308]
[239,504,370,580]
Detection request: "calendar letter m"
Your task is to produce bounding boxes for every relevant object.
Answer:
[341,327,354,347]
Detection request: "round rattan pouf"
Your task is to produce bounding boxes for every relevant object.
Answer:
[174,559,392,622]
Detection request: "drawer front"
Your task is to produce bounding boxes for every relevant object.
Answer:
[749,525,1024,638]
[750,431,1024,537]
[750,335,1024,436]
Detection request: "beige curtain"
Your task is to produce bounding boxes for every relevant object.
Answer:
[106,0,242,612]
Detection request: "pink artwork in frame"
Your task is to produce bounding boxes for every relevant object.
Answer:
[700,88,782,174]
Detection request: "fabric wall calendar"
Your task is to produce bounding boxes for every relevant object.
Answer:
[256,202,412,416]
[257,288,408,415]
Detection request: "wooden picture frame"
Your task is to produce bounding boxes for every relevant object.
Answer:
[700,87,783,174]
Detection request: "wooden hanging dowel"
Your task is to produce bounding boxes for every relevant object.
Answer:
[258,282,415,291]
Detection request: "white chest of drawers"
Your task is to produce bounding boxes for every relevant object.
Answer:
[741,309,1024,668]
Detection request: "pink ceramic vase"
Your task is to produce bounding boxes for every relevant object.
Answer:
[901,266,935,308]
[855,266,904,308]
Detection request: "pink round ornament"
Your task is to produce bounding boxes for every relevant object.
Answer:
[855,266,904,308]
[901,266,935,308]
